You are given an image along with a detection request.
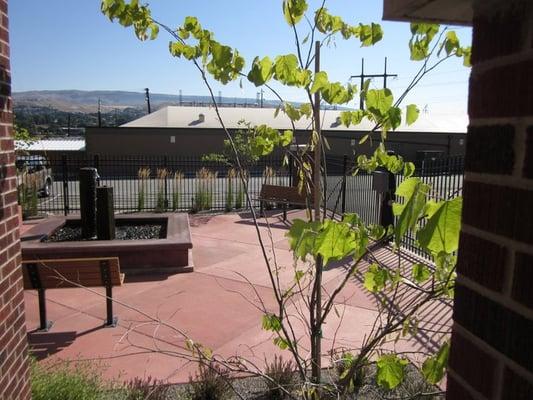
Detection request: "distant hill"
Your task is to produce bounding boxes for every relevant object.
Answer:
[13,90,281,113]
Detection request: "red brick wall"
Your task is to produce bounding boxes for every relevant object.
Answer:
[0,0,31,399]
[447,1,533,398]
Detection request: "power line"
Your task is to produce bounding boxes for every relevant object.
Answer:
[350,57,398,109]
[387,80,468,90]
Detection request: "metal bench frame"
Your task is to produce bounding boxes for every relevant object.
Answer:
[23,258,123,331]
[257,184,308,221]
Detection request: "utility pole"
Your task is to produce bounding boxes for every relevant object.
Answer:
[350,57,397,109]
[97,98,102,128]
[144,88,151,114]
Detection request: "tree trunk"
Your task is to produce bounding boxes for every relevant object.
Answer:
[310,40,323,387]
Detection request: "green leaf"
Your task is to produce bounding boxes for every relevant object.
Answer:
[462,47,472,67]
[366,88,393,117]
[406,104,419,125]
[310,71,328,94]
[393,178,430,246]
[358,23,383,46]
[286,219,320,261]
[403,162,415,178]
[280,130,293,146]
[262,314,282,332]
[363,264,390,293]
[350,109,365,125]
[273,337,290,350]
[412,263,431,283]
[340,111,352,127]
[368,224,386,240]
[417,197,462,255]
[362,78,371,96]
[409,39,428,61]
[410,22,439,41]
[408,23,439,61]
[314,8,344,34]
[299,103,312,118]
[273,54,311,87]
[376,354,408,389]
[340,110,365,128]
[286,219,365,265]
[247,56,273,86]
[444,31,459,55]
[422,341,450,384]
[387,107,402,130]
[274,54,299,84]
[183,16,201,36]
[294,270,305,283]
[310,71,355,105]
[283,0,308,26]
[283,102,301,121]
[314,219,358,265]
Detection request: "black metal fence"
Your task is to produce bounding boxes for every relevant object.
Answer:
[323,154,464,259]
[397,154,465,259]
[21,153,463,259]
[21,155,290,215]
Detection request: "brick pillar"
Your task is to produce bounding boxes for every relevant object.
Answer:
[0,1,31,399]
[447,1,533,399]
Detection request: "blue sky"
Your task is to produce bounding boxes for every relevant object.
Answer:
[10,1,471,117]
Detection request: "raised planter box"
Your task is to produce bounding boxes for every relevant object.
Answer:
[21,213,193,275]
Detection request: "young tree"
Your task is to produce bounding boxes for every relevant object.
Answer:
[101,1,470,397]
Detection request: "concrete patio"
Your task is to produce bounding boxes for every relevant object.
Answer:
[23,210,451,383]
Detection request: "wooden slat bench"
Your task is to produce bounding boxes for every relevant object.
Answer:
[22,257,124,331]
[257,184,308,221]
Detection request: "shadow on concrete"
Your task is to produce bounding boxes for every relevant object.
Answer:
[233,218,291,230]
[124,272,177,283]
[27,325,104,360]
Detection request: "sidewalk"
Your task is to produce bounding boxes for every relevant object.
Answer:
[24,210,451,383]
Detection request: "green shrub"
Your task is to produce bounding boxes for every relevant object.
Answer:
[187,362,230,400]
[137,167,150,212]
[30,358,106,400]
[123,376,171,400]
[225,169,236,212]
[264,355,296,400]
[172,171,184,211]
[333,351,366,394]
[192,168,216,213]
[154,168,168,213]
[234,187,244,210]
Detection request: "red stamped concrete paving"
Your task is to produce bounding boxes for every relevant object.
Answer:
[24,210,450,383]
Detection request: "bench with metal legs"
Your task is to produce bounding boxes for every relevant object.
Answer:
[257,184,309,221]
[22,257,124,331]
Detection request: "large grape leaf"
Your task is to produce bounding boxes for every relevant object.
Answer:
[417,197,462,254]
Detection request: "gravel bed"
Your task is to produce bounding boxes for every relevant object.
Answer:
[45,224,164,242]
[139,365,442,400]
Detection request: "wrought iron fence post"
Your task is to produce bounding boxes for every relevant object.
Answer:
[93,154,100,172]
[288,152,293,187]
[341,154,347,215]
[61,155,69,215]
[164,155,169,210]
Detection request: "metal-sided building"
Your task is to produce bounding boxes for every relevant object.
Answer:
[85,106,467,160]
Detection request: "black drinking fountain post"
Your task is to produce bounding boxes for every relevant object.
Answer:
[80,167,115,240]
[79,168,98,239]
[96,186,115,240]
